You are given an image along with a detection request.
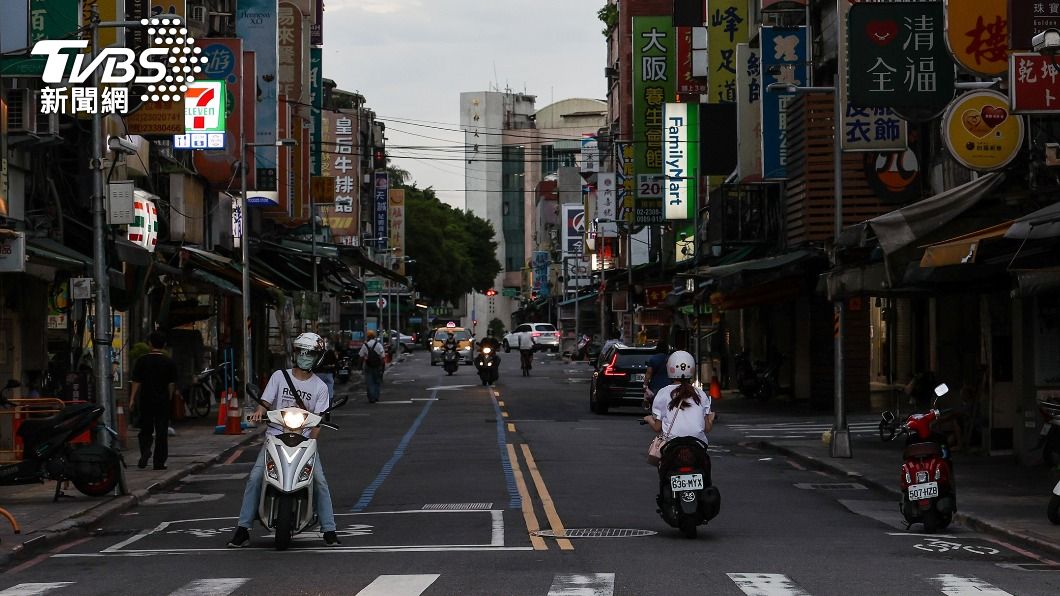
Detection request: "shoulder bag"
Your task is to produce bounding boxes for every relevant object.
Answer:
[647,406,680,466]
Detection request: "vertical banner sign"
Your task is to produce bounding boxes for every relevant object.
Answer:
[1009,0,1060,50]
[374,171,389,251]
[532,251,550,299]
[707,0,749,103]
[0,0,79,77]
[320,112,358,245]
[389,189,406,275]
[311,0,324,46]
[596,173,618,237]
[192,39,244,186]
[277,2,304,101]
[237,0,278,190]
[760,26,807,179]
[839,0,908,152]
[848,2,955,116]
[677,27,709,96]
[632,16,675,223]
[562,204,586,256]
[310,47,323,176]
[662,103,698,220]
[945,0,1009,76]
[125,0,187,134]
[735,43,763,180]
[1010,52,1060,112]
[616,142,634,223]
[241,51,257,190]
[580,136,600,173]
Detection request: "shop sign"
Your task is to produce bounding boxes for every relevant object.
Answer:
[1009,52,1060,112]
[616,142,634,223]
[310,47,323,175]
[945,0,1009,76]
[277,2,303,100]
[707,0,749,103]
[0,232,26,273]
[760,26,807,179]
[644,284,671,309]
[128,196,158,252]
[1009,0,1060,50]
[676,27,708,96]
[633,16,675,222]
[595,173,618,237]
[735,44,763,180]
[532,251,550,299]
[848,2,955,113]
[562,204,585,256]
[373,171,388,251]
[191,40,243,184]
[941,89,1024,171]
[662,103,698,220]
[0,0,80,77]
[237,0,278,190]
[863,149,922,203]
[389,189,406,276]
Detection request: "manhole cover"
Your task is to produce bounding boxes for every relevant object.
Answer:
[532,528,657,538]
[793,482,867,490]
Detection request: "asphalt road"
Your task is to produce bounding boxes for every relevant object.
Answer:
[2,351,1059,595]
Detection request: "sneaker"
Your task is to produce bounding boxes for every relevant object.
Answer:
[323,531,341,546]
[227,526,250,548]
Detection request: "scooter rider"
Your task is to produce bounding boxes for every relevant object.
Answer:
[643,351,716,447]
[228,332,341,548]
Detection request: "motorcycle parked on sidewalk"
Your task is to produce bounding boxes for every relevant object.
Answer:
[1036,395,1060,467]
[336,357,352,385]
[733,350,781,400]
[475,345,499,386]
[880,382,957,533]
[643,423,721,538]
[0,380,125,501]
[1049,479,1060,525]
[249,388,348,550]
[442,346,460,376]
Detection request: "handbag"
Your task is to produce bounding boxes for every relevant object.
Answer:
[647,406,680,466]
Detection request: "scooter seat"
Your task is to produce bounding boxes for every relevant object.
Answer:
[903,441,943,460]
[17,403,99,439]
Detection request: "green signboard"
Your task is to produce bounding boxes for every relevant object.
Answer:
[0,0,80,77]
[632,16,675,224]
[365,279,383,292]
[310,47,323,176]
[501,288,518,298]
[847,2,956,114]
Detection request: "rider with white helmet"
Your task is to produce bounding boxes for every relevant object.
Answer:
[228,332,340,548]
[643,351,716,444]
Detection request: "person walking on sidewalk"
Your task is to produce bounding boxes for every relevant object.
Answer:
[228,332,340,548]
[128,331,179,470]
[314,340,339,404]
[359,330,386,403]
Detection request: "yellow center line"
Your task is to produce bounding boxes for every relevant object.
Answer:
[507,423,516,433]
[501,411,509,418]
[520,444,574,550]
[497,400,504,407]
[506,443,548,551]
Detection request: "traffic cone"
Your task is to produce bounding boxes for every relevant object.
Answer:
[225,393,242,435]
[709,376,722,401]
[214,390,230,434]
[170,390,185,421]
[116,401,127,449]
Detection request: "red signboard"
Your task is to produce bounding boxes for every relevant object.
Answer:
[644,284,672,309]
[1009,52,1060,113]
[676,27,708,96]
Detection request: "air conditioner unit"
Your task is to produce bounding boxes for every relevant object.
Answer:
[188,5,207,24]
[209,12,233,35]
[4,88,36,135]
[32,91,60,137]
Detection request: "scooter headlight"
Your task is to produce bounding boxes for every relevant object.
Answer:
[282,410,307,429]
[265,452,279,480]
[483,347,492,354]
[298,459,314,482]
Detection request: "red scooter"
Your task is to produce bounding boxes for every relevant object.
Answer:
[880,382,956,533]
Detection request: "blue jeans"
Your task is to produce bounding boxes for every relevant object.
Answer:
[365,368,382,402]
[238,445,336,532]
[317,373,335,403]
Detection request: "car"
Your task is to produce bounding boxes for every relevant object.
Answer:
[430,327,474,365]
[589,345,655,414]
[503,323,560,353]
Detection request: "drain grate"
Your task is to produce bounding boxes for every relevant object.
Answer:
[532,528,657,538]
[421,503,493,511]
[794,482,867,490]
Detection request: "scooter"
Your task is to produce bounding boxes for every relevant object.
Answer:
[880,382,956,533]
[653,434,721,538]
[442,347,460,376]
[734,351,781,401]
[336,357,351,385]
[475,346,499,386]
[0,380,125,501]
[1049,479,1060,525]
[250,390,348,550]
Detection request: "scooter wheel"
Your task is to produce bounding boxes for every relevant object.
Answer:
[275,494,294,551]
[679,517,697,539]
[1049,495,1060,525]
[922,508,942,533]
[73,459,122,497]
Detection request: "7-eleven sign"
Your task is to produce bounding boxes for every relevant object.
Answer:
[184,81,226,133]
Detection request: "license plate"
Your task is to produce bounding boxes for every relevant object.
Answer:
[908,482,939,500]
[670,473,704,492]
[632,374,645,382]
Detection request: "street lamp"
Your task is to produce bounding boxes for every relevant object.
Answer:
[240,137,297,407]
[766,80,851,458]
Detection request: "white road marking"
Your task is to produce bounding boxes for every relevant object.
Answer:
[141,493,225,505]
[727,573,812,596]
[926,574,1014,596]
[376,400,414,404]
[425,385,474,391]
[0,585,73,596]
[354,575,440,596]
[491,509,504,546]
[167,578,250,596]
[180,473,248,482]
[546,573,616,596]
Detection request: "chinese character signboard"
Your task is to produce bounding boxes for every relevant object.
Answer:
[0,0,79,77]
[277,2,303,100]
[532,251,550,299]
[320,111,358,244]
[562,204,585,256]
[848,2,955,114]
[310,47,323,176]
[662,103,698,220]
[389,189,406,275]
[617,142,634,223]
[677,27,709,96]
[760,26,807,179]
[580,136,600,173]
[374,171,389,250]
[735,43,763,180]
[633,16,675,223]
[945,0,1009,76]
[942,89,1024,171]
[1011,52,1060,112]
[708,0,748,103]
[237,0,278,190]
[1009,0,1060,49]
[596,173,618,237]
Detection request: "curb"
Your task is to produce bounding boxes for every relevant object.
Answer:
[756,441,1060,560]
[0,428,264,569]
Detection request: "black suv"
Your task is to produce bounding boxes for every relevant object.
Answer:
[589,346,656,414]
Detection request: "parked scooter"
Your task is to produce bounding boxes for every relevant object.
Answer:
[249,388,348,550]
[733,350,781,400]
[0,380,125,501]
[336,357,352,385]
[475,345,499,386]
[1049,479,1060,525]
[1036,395,1060,467]
[644,426,721,538]
[573,334,599,361]
[442,346,460,376]
[880,382,957,533]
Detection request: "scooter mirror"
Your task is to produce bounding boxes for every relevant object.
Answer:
[324,395,349,413]
[881,411,895,424]
[5,379,21,389]
[934,383,949,397]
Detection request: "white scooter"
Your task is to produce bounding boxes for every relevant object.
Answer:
[1050,479,1060,525]
[253,392,347,550]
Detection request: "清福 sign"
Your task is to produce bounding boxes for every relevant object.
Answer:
[1009,53,1060,113]
[942,90,1024,171]
[662,103,697,220]
[945,0,1009,77]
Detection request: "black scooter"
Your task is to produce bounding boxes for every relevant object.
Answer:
[655,436,721,538]
[336,357,352,385]
[475,346,499,386]
[0,380,125,501]
[442,347,460,375]
[734,351,781,400]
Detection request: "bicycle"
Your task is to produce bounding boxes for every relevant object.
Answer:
[186,362,233,418]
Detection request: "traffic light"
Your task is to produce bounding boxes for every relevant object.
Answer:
[372,147,386,169]
[485,289,497,297]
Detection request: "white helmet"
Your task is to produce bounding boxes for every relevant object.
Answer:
[667,350,696,380]
[293,332,326,370]
[293,332,325,353]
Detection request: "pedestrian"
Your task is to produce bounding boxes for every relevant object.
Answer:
[128,331,179,470]
[642,339,672,408]
[227,332,340,548]
[359,330,386,403]
[314,340,339,404]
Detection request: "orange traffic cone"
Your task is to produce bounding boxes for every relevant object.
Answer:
[709,376,722,401]
[214,390,230,434]
[225,393,242,435]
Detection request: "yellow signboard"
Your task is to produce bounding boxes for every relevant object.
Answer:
[945,0,1009,76]
[707,0,749,103]
[942,90,1024,171]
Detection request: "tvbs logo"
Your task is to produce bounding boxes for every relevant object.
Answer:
[32,40,169,86]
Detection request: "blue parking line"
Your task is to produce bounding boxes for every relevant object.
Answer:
[492,390,521,509]
[351,390,436,512]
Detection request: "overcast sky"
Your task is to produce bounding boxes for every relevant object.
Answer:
[321,0,607,207]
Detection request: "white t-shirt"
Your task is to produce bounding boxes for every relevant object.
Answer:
[651,384,712,444]
[359,339,385,361]
[260,369,330,437]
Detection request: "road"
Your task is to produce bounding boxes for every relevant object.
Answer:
[2,351,1058,595]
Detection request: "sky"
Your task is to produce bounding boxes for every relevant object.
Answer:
[321,0,607,208]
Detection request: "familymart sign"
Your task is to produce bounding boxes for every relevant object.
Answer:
[662,102,697,220]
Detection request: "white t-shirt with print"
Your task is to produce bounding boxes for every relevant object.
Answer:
[651,384,712,444]
[260,369,329,437]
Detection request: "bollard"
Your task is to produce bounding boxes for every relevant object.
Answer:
[225,393,242,435]
[214,390,230,434]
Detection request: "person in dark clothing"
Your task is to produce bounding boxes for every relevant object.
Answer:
[314,343,339,403]
[129,331,179,470]
[642,340,672,408]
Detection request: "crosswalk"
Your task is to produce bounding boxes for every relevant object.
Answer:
[727,415,881,440]
[0,573,1019,595]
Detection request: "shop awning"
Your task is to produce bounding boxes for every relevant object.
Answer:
[558,292,598,307]
[189,269,241,296]
[26,238,91,268]
[278,239,407,286]
[1005,200,1060,240]
[839,172,1005,255]
[919,221,1014,267]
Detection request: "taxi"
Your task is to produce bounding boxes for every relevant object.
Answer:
[430,323,473,365]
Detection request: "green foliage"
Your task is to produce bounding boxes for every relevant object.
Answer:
[597,2,617,37]
[402,184,502,304]
[128,342,151,366]
[488,318,506,339]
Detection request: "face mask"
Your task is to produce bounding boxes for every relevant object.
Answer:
[296,353,317,370]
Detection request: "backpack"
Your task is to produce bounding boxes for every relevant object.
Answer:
[364,340,384,369]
